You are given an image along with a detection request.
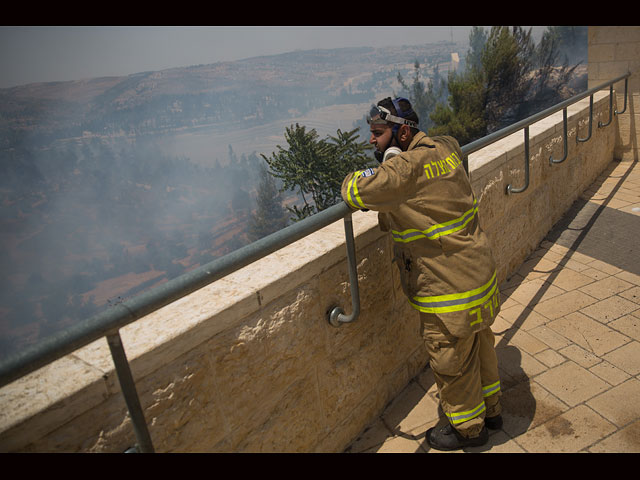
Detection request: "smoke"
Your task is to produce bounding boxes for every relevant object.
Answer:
[0,128,266,359]
[0,41,448,360]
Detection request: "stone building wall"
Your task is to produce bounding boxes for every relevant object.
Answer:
[588,26,640,162]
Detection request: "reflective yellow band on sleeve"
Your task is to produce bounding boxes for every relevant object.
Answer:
[409,270,498,315]
[346,171,367,210]
[391,199,478,243]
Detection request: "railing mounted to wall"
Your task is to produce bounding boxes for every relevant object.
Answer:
[0,72,630,453]
[578,95,594,143]
[458,72,630,194]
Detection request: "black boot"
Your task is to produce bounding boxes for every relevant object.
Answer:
[485,414,503,430]
[426,423,488,451]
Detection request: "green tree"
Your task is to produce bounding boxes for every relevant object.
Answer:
[429,67,487,145]
[538,26,587,65]
[262,124,373,221]
[481,26,536,131]
[397,61,447,133]
[323,128,374,207]
[247,162,289,241]
[429,26,584,144]
[466,26,488,72]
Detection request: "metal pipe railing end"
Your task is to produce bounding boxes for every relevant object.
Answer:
[326,213,360,327]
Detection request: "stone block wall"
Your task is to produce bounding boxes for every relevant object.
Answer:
[588,26,640,161]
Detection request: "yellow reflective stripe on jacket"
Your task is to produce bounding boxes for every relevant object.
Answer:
[410,270,498,314]
[446,401,486,425]
[346,171,367,210]
[391,199,478,244]
[482,381,500,398]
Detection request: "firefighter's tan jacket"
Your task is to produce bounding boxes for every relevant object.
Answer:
[341,132,500,338]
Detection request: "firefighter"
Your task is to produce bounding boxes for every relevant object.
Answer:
[341,97,502,451]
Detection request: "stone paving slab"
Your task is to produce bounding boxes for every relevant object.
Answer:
[345,160,640,453]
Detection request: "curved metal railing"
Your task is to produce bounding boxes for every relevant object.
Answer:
[460,72,630,193]
[0,71,630,453]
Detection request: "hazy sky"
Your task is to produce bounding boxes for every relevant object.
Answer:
[0,26,483,88]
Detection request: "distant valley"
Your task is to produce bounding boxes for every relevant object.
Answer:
[0,41,462,358]
[0,43,459,154]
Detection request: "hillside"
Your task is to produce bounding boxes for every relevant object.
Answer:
[0,43,458,148]
[0,42,460,358]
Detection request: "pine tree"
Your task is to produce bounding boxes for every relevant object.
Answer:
[428,26,585,144]
[481,26,536,131]
[397,61,447,133]
[429,67,487,145]
[247,162,289,241]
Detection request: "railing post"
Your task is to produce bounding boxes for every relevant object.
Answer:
[577,95,593,143]
[328,213,361,327]
[615,77,628,115]
[506,126,530,194]
[106,331,155,453]
[599,85,614,128]
[550,107,568,164]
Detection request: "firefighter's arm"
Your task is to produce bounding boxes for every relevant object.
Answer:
[340,154,420,213]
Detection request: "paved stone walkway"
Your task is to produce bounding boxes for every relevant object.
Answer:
[346,159,640,453]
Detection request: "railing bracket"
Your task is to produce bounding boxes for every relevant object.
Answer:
[107,332,155,453]
[599,85,614,128]
[550,108,568,165]
[506,127,530,194]
[577,95,593,143]
[327,213,360,327]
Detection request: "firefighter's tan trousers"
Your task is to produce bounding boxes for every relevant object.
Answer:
[420,312,502,438]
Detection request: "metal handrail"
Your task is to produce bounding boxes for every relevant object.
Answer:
[460,72,630,193]
[0,70,630,453]
[461,72,629,157]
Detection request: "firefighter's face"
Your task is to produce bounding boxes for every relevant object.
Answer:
[369,124,394,152]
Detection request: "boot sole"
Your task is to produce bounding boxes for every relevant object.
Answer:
[426,426,488,451]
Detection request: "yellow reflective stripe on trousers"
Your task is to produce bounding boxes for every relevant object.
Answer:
[446,401,486,425]
[482,381,500,398]
[391,199,478,243]
[410,270,498,314]
[346,171,366,210]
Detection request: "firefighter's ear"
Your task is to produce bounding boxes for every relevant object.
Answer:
[398,124,412,146]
